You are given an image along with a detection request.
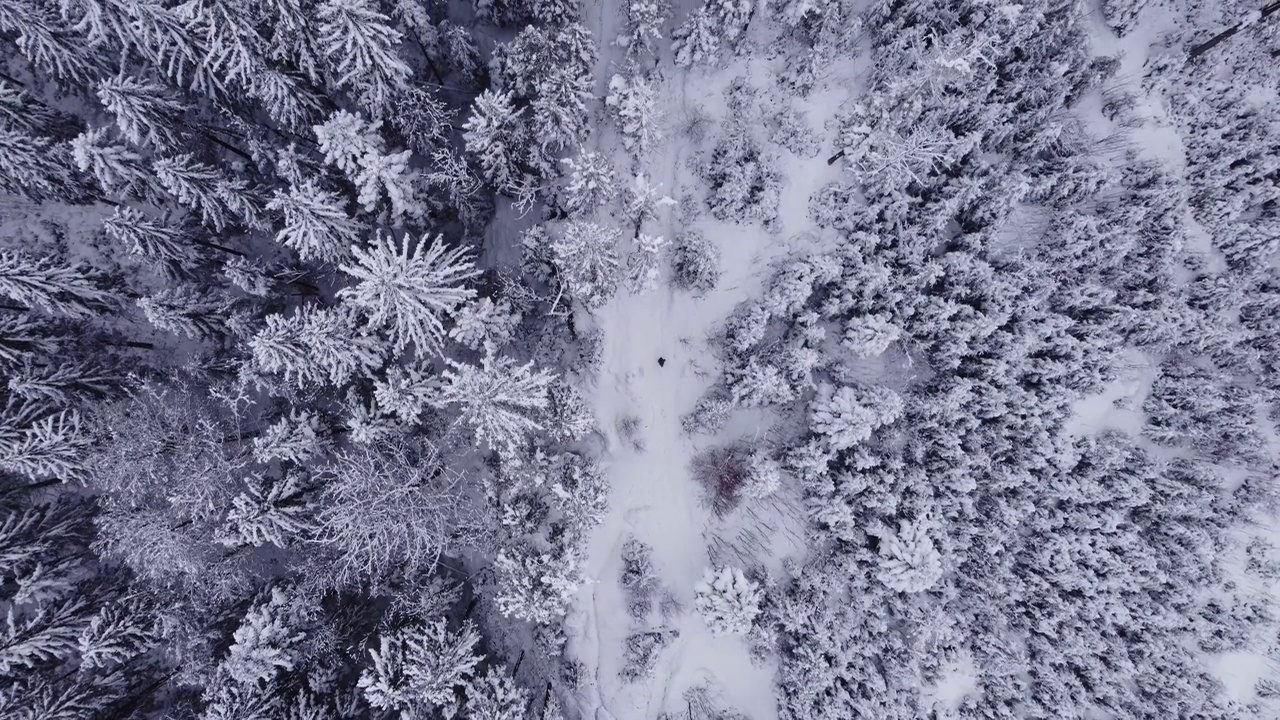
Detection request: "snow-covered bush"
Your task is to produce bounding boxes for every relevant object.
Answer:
[875,520,943,593]
[620,629,678,680]
[681,393,733,435]
[694,566,762,635]
[808,383,903,450]
[691,446,750,514]
[768,107,820,158]
[671,230,720,295]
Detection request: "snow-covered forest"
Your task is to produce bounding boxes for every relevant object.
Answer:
[5,0,1280,717]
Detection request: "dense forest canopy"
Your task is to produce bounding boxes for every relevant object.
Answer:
[3,0,1280,718]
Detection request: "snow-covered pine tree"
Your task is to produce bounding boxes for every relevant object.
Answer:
[316,0,411,112]
[606,73,661,158]
[544,379,595,443]
[70,129,161,202]
[438,348,554,453]
[0,316,58,369]
[671,7,720,67]
[560,152,617,217]
[742,449,783,499]
[493,543,581,624]
[96,73,186,151]
[372,363,436,423]
[222,586,310,684]
[217,472,317,548]
[671,230,720,295]
[354,147,420,218]
[0,0,98,83]
[809,383,903,450]
[549,221,622,310]
[137,285,235,339]
[358,619,482,715]
[252,410,329,464]
[465,666,531,720]
[448,297,521,351]
[843,313,900,357]
[267,181,360,263]
[249,304,385,387]
[875,519,943,593]
[463,89,530,198]
[625,233,669,294]
[8,361,117,407]
[0,127,81,202]
[338,232,479,355]
[694,566,762,635]
[0,409,90,481]
[102,206,201,267]
[0,251,115,319]
[531,66,593,155]
[153,154,262,232]
[76,596,158,671]
[624,0,671,58]
[314,110,382,176]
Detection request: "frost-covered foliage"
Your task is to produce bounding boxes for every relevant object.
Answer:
[842,313,900,357]
[252,411,328,464]
[620,537,659,620]
[694,566,762,635]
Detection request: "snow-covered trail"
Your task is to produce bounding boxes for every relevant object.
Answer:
[563,2,856,716]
